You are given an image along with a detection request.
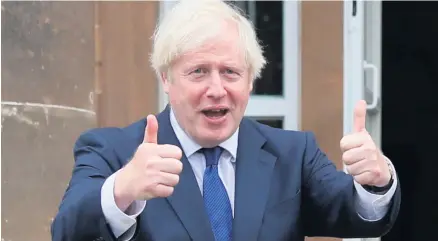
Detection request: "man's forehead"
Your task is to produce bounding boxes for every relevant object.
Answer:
[178,45,246,67]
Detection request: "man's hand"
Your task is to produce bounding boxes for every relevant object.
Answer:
[114,115,183,211]
[340,100,391,187]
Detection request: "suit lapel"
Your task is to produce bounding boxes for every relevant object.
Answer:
[233,119,277,241]
[156,107,215,241]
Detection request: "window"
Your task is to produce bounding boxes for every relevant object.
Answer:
[233,1,301,130]
[248,117,284,129]
[229,1,283,96]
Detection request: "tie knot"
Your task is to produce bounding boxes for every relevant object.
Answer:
[202,147,223,166]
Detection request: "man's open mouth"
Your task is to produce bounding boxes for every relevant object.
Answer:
[201,108,229,118]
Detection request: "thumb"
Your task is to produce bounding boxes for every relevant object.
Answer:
[144,114,159,144]
[353,100,367,132]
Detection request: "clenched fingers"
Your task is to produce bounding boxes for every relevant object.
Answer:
[158,171,180,187]
[153,184,174,198]
[153,144,183,159]
[138,184,174,199]
[137,143,183,160]
[345,158,369,176]
[340,133,369,152]
[152,158,183,174]
[151,173,179,198]
[342,147,368,165]
[352,171,375,186]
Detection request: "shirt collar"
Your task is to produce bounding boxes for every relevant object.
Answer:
[169,108,238,160]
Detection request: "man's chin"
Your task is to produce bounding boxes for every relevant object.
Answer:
[195,128,233,147]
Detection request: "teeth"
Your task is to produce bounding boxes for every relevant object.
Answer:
[207,109,225,112]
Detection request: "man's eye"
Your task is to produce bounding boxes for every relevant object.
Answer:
[192,68,205,74]
[225,69,234,74]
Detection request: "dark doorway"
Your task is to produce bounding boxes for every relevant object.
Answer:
[381,2,438,241]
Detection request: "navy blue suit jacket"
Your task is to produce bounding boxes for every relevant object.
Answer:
[52,107,400,241]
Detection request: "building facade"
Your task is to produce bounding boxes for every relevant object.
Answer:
[2,1,375,241]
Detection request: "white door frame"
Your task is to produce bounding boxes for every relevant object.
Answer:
[364,0,382,148]
[343,1,382,241]
[158,1,301,131]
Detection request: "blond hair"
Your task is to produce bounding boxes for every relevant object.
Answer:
[150,0,266,82]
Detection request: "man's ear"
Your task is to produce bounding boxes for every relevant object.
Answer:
[161,72,170,93]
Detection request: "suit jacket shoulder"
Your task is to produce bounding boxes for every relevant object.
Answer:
[242,117,318,161]
[73,118,147,174]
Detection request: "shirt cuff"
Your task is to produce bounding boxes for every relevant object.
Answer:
[354,157,398,221]
[101,170,146,239]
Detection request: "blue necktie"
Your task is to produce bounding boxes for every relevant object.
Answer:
[202,147,233,241]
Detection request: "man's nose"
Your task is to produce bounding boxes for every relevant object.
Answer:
[206,72,226,99]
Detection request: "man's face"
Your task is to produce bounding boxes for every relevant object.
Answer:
[162,24,253,147]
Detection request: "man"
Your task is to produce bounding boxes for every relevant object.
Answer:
[51,1,400,241]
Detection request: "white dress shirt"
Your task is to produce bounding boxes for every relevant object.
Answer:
[101,110,398,240]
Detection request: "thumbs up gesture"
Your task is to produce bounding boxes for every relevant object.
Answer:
[340,100,391,187]
[114,115,183,211]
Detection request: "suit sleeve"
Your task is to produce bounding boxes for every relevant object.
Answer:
[51,130,141,241]
[101,171,146,240]
[353,158,398,221]
[301,132,401,238]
